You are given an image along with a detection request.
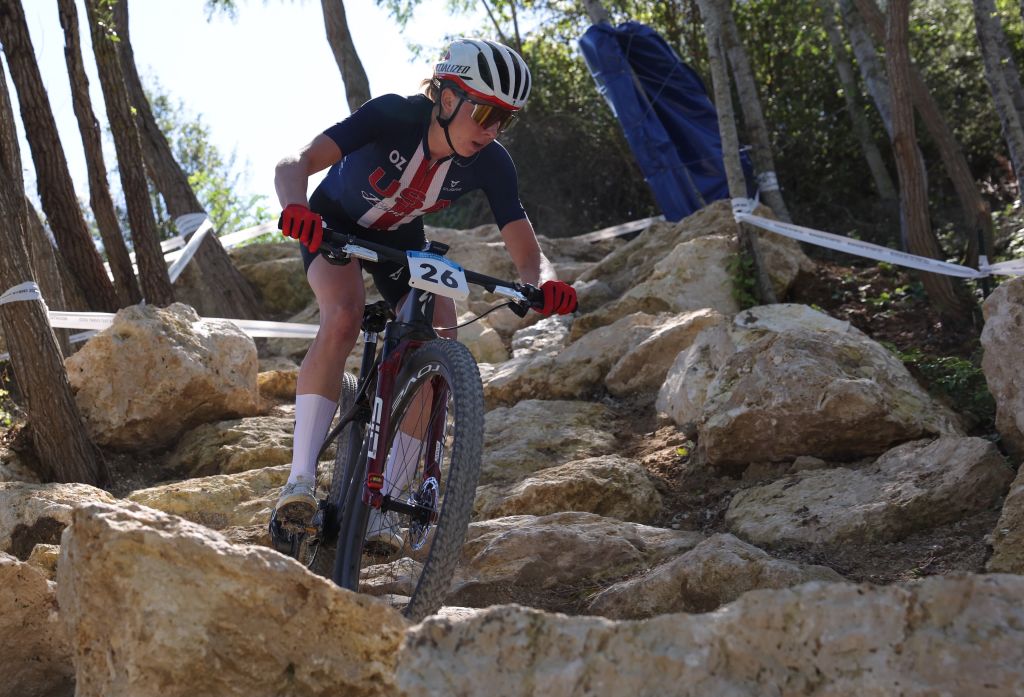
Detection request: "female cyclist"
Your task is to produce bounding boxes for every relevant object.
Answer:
[271,38,577,545]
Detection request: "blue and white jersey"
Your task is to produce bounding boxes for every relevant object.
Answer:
[310,94,526,233]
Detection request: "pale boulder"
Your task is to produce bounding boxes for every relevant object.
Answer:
[448,511,703,608]
[988,462,1024,573]
[726,437,1013,548]
[257,367,299,400]
[127,465,289,530]
[0,482,115,557]
[0,552,74,697]
[605,309,726,398]
[483,312,665,407]
[656,317,735,436]
[228,240,300,267]
[474,455,661,523]
[26,543,60,580]
[57,502,406,697]
[481,400,618,485]
[165,415,296,477]
[587,533,844,619]
[981,276,1024,459]
[510,314,571,358]
[65,303,261,450]
[457,312,509,364]
[238,257,312,317]
[700,304,963,468]
[397,574,1024,697]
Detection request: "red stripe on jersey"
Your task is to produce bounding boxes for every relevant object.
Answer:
[369,157,446,230]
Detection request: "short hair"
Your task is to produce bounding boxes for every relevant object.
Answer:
[420,77,440,101]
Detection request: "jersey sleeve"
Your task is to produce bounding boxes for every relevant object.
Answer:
[322,94,422,155]
[479,143,527,230]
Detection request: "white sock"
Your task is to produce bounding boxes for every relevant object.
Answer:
[288,394,338,484]
[384,431,422,497]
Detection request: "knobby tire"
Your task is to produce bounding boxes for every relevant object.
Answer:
[332,339,484,622]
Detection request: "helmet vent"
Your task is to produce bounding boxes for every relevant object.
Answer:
[485,41,511,96]
[476,53,494,89]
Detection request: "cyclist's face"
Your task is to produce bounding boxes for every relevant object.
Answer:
[441,90,500,156]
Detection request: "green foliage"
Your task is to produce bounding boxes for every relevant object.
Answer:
[887,344,996,431]
[727,251,758,309]
[149,84,272,237]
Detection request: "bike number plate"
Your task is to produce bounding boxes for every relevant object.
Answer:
[406,251,470,301]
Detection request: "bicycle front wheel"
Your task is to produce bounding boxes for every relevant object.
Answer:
[333,339,484,622]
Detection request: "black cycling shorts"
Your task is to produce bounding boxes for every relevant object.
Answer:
[300,213,426,310]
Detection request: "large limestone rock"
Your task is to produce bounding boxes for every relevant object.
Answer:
[0,552,73,697]
[238,257,313,317]
[981,276,1024,459]
[448,512,703,608]
[165,415,295,477]
[57,502,406,697]
[510,315,572,359]
[483,313,665,407]
[571,201,811,337]
[1,482,115,558]
[127,465,289,530]
[482,400,618,485]
[726,437,1013,548]
[698,304,963,468]
[396,574,1024,697]
[474,455,661,523]
[65,303,261,450]
[228,240,300,267]
[605,309,726,398]
[656,315,734,436]
[587,533,844,619]
[988,462,1024,573]
[457,313,508,364]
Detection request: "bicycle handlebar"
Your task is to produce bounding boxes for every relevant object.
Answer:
[318,226,545,316]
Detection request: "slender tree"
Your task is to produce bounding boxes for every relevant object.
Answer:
[700,0,791,223]
[0,0,120,312]
[0,56,70,339]
[852,0,991,267]
[0,67,107,486]
[85,0,174,306]
[57,0,141,307]
[973,0,1024,199]
[321,0,371,111]
[819,0,896,202]
[885,0,974,322]
[697,0,776,305]
[113,0,262,320]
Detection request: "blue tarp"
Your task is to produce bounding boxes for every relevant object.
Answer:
[579,21,746,222]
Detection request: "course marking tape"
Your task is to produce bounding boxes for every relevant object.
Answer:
[731,198,1022,279]
[757,171,780,193]
[0,282,44,307]
[42,310,319,339]
[167,217,215,283]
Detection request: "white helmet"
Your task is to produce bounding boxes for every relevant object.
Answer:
[434,39,532,111]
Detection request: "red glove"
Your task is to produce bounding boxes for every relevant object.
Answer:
[279,203,323,253]
[537,280,578,316]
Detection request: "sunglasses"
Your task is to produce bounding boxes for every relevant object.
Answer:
[461,94,518,132]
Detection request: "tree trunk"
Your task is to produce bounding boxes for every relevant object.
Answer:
[0,0,120,313]
[819,0,897,201]
[84,0,174,306]
[885,0,974,323]
[581,0,612,25]
[112,0,262,321]
[0,96,107,486]
[320,0,371,113]
[702,0,791,223]
[57,0,141,307]
[853,0,992,268]
[697,0,776,305]
[0,54,69,318]
[973,0,1024,198]
[839,0,894,135]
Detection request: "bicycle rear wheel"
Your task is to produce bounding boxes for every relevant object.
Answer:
[333,339,484,621]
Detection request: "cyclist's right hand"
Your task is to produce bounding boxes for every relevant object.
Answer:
[279,203,323,253]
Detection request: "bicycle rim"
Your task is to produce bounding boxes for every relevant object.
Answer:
[335,339,484,621]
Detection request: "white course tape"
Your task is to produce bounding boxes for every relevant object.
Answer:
[757,171,780,193]
[167,217,215,283]
[731,199,1003,279]
[219,221,278,249]
[0,282,44,306]
[43,310,318,339]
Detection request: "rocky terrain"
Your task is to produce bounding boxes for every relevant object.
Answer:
[2,200,1022,696]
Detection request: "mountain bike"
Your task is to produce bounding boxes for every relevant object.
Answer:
[269,227,543,621]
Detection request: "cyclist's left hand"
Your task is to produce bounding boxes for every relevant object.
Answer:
[537,280,577,315]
